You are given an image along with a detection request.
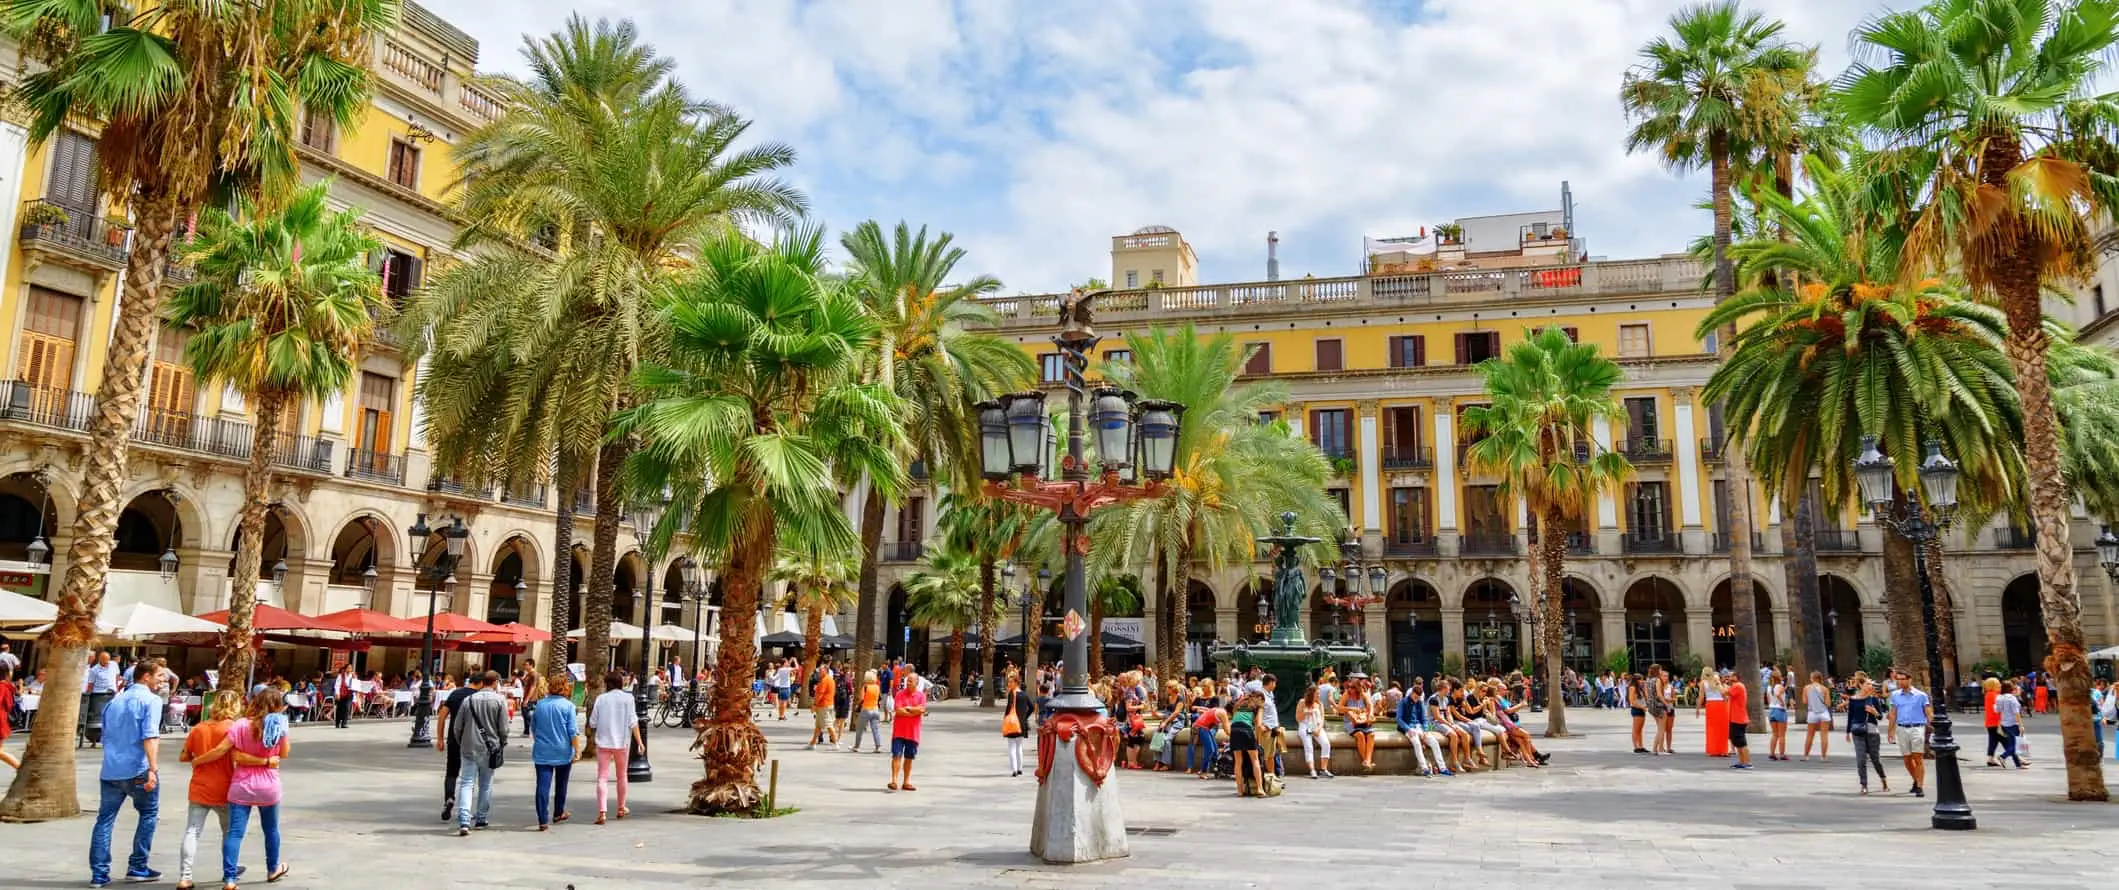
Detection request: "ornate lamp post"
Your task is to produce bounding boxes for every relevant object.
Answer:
[678,557,708,720]
[1510,592,1544,710]
[2098,526,2119,582]
[977,289,1180,864]
[1318,530,1385,646]
[1853,436,1974,831]
[630,557,660,783]
[406,513,468,748]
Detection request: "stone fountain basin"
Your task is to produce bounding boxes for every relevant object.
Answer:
[1139,726,1511,776]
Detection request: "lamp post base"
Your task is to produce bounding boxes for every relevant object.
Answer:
[1030,732,1130,864]
[1927,714,1975,831]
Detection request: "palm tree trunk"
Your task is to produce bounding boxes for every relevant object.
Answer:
[217,390,287,692]
[690,503,775,814]
[1,188,183,822]
[801,596,823,705]
[1170,536,1195,681]
[1539,504,1569,736]
[852,482,886,675]
[1920,536,1960,692]
[545,451,580,676]
[977,557,999,708]
[580,439,627,692]
[1025,585,1044,688]
[1881,498,1927,687]
[1156,548,1178,682]
[1709,131,1764,724]
[1089,585,1106,680]
[1784,488,1826,679]
[946,628,965,695]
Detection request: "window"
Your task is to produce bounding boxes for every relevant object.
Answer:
[18,287,83,400]
[387,138,421,190]
[1314,338,1343,372]
[1039,353,1066,384]
[1104,349,1131,366]
[1327,488,1351,520]
[1383,405,1423,462]
[356,372,397,459]
[1629,482,1671,538]
[1388,335,1426,368]
[1124,270,1138,288]
[1454,331,1500,364]
[1456,402,1490,454]
[380,249,423,303]
[46,130,100,214]
[1310,409,1351,459]
[896,496,925,544]
[1150,269,1164,285]
[1554,326,1579,343]
[1389,487,1430,543]
[144,326,196,438]
[1707,401,1727,444]
[298,110,335,152]
[1623,397,1659,442]
[1256,410,1280,426]
[1619,323,1651,358]
[1242,342,1271,376]
[1702,330,1719,354]
[2096,284,2109,319]
[1464,485,1507,538]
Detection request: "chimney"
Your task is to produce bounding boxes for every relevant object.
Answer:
[1267,231,1280,282]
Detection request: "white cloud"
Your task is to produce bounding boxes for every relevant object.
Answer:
[423,0,1884,292]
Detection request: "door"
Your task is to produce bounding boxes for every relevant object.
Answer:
[143,326,195,445]
[17,287,83,421]
[355,372,396,473]
[47,130,101,237]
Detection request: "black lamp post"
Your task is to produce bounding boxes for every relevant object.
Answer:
[1853,436,1973,831]
[2098,526,2119,584]
[1318,533,1384,646]
[407,513,468,748]
[1510,592,1544,710]
[630,558,661,783]
[678,557,707,719]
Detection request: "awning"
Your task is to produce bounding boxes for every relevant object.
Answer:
[760,630,805,646]
[2091,645,2119,660]
[195,604,332,633]
[0,588,57,627]
[650,624,692,642]
[565,620,644,642]
[429,612,506,635]
[312,608,423,635]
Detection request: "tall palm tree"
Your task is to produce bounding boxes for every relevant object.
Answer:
[770,542,858,704]
[1839,0,2119,801]
[904,544,990,696]
[2052,341,2119,518]
[1621,0,1808,721]
[399,17,805,686]
[1091,325,1342,681]
[617,227,903,815]
[1462,326,1633,737]
[840,221,1032,676]
[166,181,385,690]
[0,0,393,821]
[933,489,1034,707]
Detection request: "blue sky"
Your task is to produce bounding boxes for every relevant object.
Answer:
[424,0,1890,294]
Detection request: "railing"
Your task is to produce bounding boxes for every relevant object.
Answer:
[1710,532,1765,554]
[459,84,503,123]
[1460,533,1517,556]
[1813,529,1861,552]
[1994,526,2036,550]
[271,433,334,473]
[1622,532,1680,555]
[886,541,925,562]
[1380,445,1433,470]
[1700,435,1727,463]
[19,198,130,267]
[1620,437,1674,464]
[426,475,493,499]
[502,484,547,509]
[163,259,195,285]
[574,489,594,512]
[346,448,405,485]
[1383,537,1439,557]
[132,409,252,459]
[380,40,443,93]
[975,255,1704,325]
[0,380,94,430]
[1528,527,1595,555]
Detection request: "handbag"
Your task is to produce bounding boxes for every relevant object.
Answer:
[1002,708,1022,737]
[1148,730,1169,754]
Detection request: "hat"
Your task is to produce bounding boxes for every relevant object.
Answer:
[1347,671,1370,680]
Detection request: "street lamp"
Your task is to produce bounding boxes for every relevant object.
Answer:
[271,559,288,591]
[631,557,660,784]
[158,547,180,579]
[406,513,468,748]
[1320,531,1384,645]
[1853,435,1973,831]
[678,556,707,722]
[2097,525,2119,582]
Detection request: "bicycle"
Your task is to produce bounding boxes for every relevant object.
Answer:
[658,687,705,727]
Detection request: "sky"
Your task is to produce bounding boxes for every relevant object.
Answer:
[421,0,1888,295]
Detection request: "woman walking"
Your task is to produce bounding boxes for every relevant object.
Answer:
[1764,670,1790,761]
[1844,677,1889,795]
[530,675,582,830]
[1295,684,1333,778]
[175,692,240,890]
[1627,673,1649,754]
[589,670,641,824]
[219,688,292,887]
[1644,667,1673,755]
[1699,668,1728,757]
[1981,676,2004,766]
[1002,671,1034,777]
[849,670,883,754]
[1994,681,2026,768]
[1800,672,1832,761]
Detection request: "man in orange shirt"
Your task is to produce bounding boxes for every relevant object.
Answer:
[1723,670,1754,770]
[807,660,838,751]
[175,692,242,890]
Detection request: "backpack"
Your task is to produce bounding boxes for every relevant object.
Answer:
[1261,773,1284,797]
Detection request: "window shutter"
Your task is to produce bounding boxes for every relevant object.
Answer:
[1411,335,1426,367]
[1316,339,1342,372]
[1561,326,1578,343]
[1454,333,1468,364]
[405,255,425,292]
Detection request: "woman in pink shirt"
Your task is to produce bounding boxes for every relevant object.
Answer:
[214,687,292,888]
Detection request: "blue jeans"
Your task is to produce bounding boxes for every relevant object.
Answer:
[223,803,279,882]
[1188,729,1219,773]
[456,753,495,827]
[90,775,158,884]
[534,763,571,826]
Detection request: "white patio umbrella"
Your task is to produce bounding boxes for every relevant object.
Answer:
[565,620,645,642]
[651,624,691,642]
[2090,644,2119,660]
[18,602,224,639]
[0,587,58,627]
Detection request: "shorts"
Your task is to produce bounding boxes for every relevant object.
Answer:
[1630,707,1646,718]
[1768,707,1788,724]
[1806,711,1831,725]
[1229,723,1259,752]
[1349,722,1373,736]
[1896,725,1927,754]
[1728,721,1749,749]
[891,737,920,759]
[774,686,792,702]
[814,708,832,730]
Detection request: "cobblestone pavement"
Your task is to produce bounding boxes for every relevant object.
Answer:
[2,699,2113,888]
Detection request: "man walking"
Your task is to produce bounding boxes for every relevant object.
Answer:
[85,650,121,747]
[331,664,358,729]
[887,672,928,792]
[450,671,510,835]
[1889,670,1932,797]
[432,671,481,820]
[88,662,164,887]
[808,660,837,750]
[1723,669,1753,770]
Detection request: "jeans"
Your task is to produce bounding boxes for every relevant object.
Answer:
[177,802,228,885]
[223,803,279,883]
[1852,731,1887,788]
[1188,728,1219,773]
[1299,724,1331,773]
[534,763,572,826]
[857,709,883,751]
[595,747,628,815]
[443,741,461,805]
[456,753,496,827]
[2000,725,2024,767]
[90,775,158,884]
[1986,725,2002,758]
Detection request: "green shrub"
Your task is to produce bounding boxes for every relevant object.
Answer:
[1442,652,1465,679]
[1601,648,1632,675]
[1859,644,1895,678]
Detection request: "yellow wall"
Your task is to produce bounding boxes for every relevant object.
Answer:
[334,105,458,204]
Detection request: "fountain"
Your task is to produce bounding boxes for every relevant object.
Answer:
[1212,512,1375,720]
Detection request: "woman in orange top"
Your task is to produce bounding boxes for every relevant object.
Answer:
[1981,676,2003,766]
[175,691,242,890]
[852,670,884,754]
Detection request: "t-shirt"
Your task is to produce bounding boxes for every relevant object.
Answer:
[813,672,836,710]
[225,717,289,807]
[439,687,478,751]
[1889,688,1930,726]
[1995,693,2023,728]
[772,666,793,689]
[860,682,881,710]
[86,661,120,693]
[590,690,636,750]
[1984,689,2000,727]
[99,684,162,781]
[183,719,235,806]
[891,687,924,743]
[1725,683,1749,725]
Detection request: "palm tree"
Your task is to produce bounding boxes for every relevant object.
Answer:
[1091,325,1342,681]
[1087,575,1142,679]
[399,17,805,685]
[0,0,393,821]
[616,227,903,815]
[1838,0,2119,801]
[166,182,385,690]
[904,544,990,695]
[841,221,1032,677]
[1621,0,1808,721]
[2053,342,2119,518]
[1462,326,1632,737]
[933,490,1034,707]
[770,542,858,705]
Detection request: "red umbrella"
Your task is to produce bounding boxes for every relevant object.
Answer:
[428,612,505,635]
[195,604,330,632]
[499,622,552,642]
[312,608,422,635]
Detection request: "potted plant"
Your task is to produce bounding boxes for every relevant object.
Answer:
[105,225,128,247]
[1330,455,1358,477]
[1435,223,1464,245]
[21,202,68,230]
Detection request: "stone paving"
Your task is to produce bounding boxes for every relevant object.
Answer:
[2,700,2114,888]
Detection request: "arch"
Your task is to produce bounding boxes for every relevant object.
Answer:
[1622,576,1686,672]
[114,481,209,550]
[613,552,643,625]
[1237,576,1275,642]
[411,517,480,590]
[2000,573,2043,674]
[225,507,303,584]
[325,515,397,587]
[1557,576,1600,674]
[487,546,530,626]
[113,489,193,572]
[0,472,62,564]
[1183,578,1218,671]
[886,583,925,662]
[659,558,689,628]
[1710,579,1778,670]
[1385,578,1443,680]
[1819,574,1866,677]
[1462,578,1519,677]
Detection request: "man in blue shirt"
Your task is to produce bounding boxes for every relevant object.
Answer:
[90,661,164,886]
[1887,670,1932,798]
[83,651,120,746]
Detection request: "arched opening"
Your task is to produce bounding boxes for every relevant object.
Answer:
[1710,579,1777,671]
[489,550,526,626]
[226,509,297,605]
[1558,577,1598,676]
[613,555,640,627]
[886,583,924,662]
[1462,578,1517,678]
[566,545,589,633]
[326,517,392,605]
[1623,576,1684,672]
[1819,574,1865,677]
[660,559,688,631]
[0,473,60,598]
[1386,579,1442,681]
[1239,577,1275,643]
[1185,579,1216,674]
[113,490,184,573]
[2001,574,2043,674]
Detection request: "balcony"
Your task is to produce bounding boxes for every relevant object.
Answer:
[426,475,494,500]
[1383,536,1439,557]
[1621,532,1680,555]
[1457,438,1490,469]
[1994,526,2036,550]
[1620,437,1674,464]
[1380,445,1433,471]
[1813,529,1861,552]
[1317,445,1356,476]
[270,433,335,474]
[18,199,129,274]
[574,489,595,513]
[909,460,931,483]
[886,541,925,562]
[1,380,94,430]
[1700,435,1727,464]
[132,409,252,459]
[163,259,195,286]
[1710,532,1764,554]
[1460,533,1518,556]
[346,448,406,485]
[502,484,547,509]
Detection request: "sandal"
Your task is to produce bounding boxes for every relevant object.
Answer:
[887,782,899,791]
[617,807,629,819]
[555,812,571,823]
[595,812,607,825]
[267,864,290,883]
[901,784,917,791]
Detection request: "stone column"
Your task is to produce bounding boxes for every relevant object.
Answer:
[1684,612,1714,666]
[1214,609,1239,650]
[1600,610,1627,667]
[281,555,330,615]
[1592,416,1621,554]
[1363,604,1388,678]
[1441,607,1467,670]
[1357,400,1383,555]
[1672,389,1707,554]
[1433,409,1459,555]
